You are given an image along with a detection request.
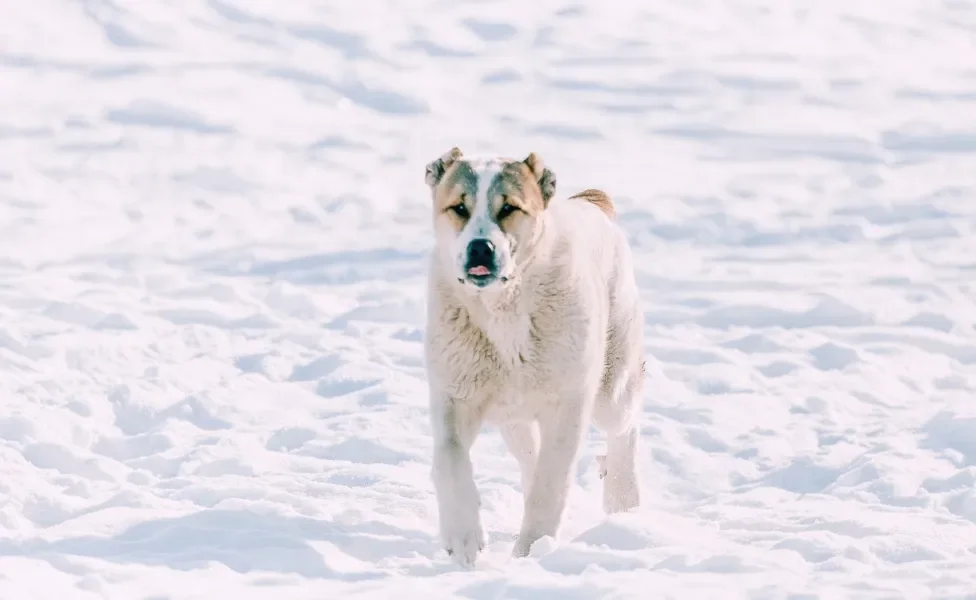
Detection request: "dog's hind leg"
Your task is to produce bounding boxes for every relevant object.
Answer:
[593,367,642,514]
[501,420,540,498]
[601,420,640,514]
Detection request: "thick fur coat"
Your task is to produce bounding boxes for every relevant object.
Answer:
[423,148,644,566]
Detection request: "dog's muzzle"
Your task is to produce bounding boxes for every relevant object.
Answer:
[463,239,501,287]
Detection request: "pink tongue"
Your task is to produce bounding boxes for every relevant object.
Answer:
[468,266,490,276]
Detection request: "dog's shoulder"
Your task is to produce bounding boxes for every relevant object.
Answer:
[547,189,618,239]
[544,192,626,279]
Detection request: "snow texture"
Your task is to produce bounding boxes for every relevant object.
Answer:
[2,0,976,598]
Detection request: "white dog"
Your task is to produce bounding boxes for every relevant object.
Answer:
[422,147,645,566]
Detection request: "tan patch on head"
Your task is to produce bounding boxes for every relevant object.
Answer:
[494,161,546,215]
[432,160,477,233]
[570,188,616,219]
[480,160,546,236]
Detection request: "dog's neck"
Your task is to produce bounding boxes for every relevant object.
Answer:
[446,271,537,368]
[458,274,529,320]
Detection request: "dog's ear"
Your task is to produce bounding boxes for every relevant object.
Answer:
[523,152,556,205]
[425,147,463,189]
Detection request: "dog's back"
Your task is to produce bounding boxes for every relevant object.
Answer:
[546,189,634,297]
[570,188,615,220]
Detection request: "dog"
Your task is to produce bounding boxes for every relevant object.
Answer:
[422,147,645,566]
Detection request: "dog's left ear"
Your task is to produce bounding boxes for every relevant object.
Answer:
[425,147,463,189]
[523,152,556,205]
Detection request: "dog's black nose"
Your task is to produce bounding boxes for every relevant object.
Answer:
[466,239,495,267]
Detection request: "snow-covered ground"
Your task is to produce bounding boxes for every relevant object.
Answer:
[2,0,976,598]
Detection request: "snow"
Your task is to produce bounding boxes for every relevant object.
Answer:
[2,0,976,598]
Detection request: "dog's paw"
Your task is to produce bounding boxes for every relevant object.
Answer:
[435,464,485,567]
[603,469,640,514]
[512,531,557,558]
[512,535,532,558]
[442,524,485,567]
[605,485,640,514]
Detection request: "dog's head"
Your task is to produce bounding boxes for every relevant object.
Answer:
[424,147,556,290]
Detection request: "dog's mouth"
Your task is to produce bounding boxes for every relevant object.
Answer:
[462,265,507,288]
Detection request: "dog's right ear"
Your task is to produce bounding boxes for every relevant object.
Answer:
[425,147,463,189]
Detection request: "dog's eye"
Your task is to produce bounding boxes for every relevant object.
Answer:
[450,203,469,218]
[497,202,517,219]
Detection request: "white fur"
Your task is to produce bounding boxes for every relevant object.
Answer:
[424,174,644,567]
[447,156,515,282]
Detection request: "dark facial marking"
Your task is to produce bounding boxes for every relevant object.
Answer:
[487,161,548,215]
[443,160,478,210]
[486,163,525,204]
[497,201,517,220]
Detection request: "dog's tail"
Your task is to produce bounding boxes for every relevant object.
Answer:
[569,188,615,220]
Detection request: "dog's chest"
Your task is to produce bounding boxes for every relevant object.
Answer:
[449,310,547,374]
[481,315,534,368]
[471,314,566,421]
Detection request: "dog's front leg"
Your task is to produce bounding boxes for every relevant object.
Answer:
[513,394,589,557]
[430,393,485,567]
